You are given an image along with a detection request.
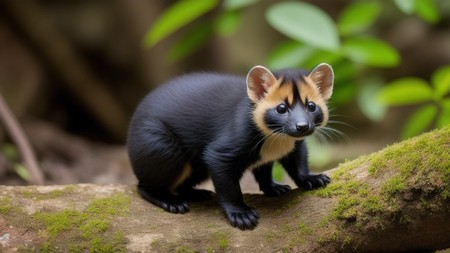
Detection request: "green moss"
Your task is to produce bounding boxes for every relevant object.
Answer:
[32,192,130,252]
[21,190,33,198]
[218,238,228,250]
[85,193,131,216]
[361,196,384,213]
[265,231,276,243]
[22,186,76,200]
[34,209,87,238]
[332,157,367,181]
[48,189,65,198]
[80,219,110,239]
[174,246,196,253]
[297,222,312,236]
[210,232,230,251]
[0,197,13,214]
[313,127,450,249]
[324,127,450,236]
[332,196,359,220]
[381,176,406,197]
[314,179,362,198]
[342,235,352,246]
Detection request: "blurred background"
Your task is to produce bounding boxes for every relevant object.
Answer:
[0,0,449,188]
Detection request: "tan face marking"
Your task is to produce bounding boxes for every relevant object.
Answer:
[301,76,329,127]
[247,63,333,136]
[253,77,330,135]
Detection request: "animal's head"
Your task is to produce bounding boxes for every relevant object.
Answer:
[247,63,334,139]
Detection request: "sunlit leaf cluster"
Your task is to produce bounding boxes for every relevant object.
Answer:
[377,66,450,139]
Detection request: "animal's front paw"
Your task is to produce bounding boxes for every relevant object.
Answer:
[262,182,292,197]
[297,174,330,190]
[223,203,259,230]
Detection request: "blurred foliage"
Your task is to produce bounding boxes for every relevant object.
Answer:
[377,65,450,139]
[394,0,440,23]
[143,0,447,142]
[143,0,218,48]
[1,143,30,181]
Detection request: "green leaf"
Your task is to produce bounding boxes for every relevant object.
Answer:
[437,99,450,128]
[14,164,30,181]
[338,1,382,36]
[357,80,387,122]
[415,0,440,24]
[331,81,357,106]
[267,41,316,69]
[215,11,241,37]
[302,50,343,69]
[377,77,433,105]
[223,0,259,10]
[401,104,437,139]
[266,2,340,50]
[333,61,358,83]
[394,0,416,14]
[328,62,358,105]
[143,0,218,47]
[168,24,212,62]
[342,37,400,67]
[431,65,450,97]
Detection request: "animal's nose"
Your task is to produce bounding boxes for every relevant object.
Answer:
[296,122,310,133]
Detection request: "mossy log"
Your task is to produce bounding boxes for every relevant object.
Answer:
[1,126,449,252]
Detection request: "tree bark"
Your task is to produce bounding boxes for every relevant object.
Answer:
[0,126,449,252]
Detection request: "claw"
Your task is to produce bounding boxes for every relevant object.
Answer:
[262,182,292,197]
[223,204,259,230]
[298,174,331,191]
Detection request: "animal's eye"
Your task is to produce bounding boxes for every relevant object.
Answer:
[276,104,288,114]
[307,101,316,112]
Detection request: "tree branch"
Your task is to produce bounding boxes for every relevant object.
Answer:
[0,93,44,185]
[0,126,449,252]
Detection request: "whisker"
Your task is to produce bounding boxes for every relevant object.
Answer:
[318,126,350,143]
[314,128,336,144]
[311,129,331,145]
[326,121,357,133]
[250,126,284,154]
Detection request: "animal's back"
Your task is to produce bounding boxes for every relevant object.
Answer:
[128,72,248,149]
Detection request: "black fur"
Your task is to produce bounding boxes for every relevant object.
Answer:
[127,70,330,230]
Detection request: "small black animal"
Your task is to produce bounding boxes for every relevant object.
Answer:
[127,64,334,230]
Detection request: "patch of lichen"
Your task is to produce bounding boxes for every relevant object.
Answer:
[32,192,130,252]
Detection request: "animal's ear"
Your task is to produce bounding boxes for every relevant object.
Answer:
[309,63,334,100]
[246,65,277,102]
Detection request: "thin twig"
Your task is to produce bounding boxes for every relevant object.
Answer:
[0,93,44,185]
